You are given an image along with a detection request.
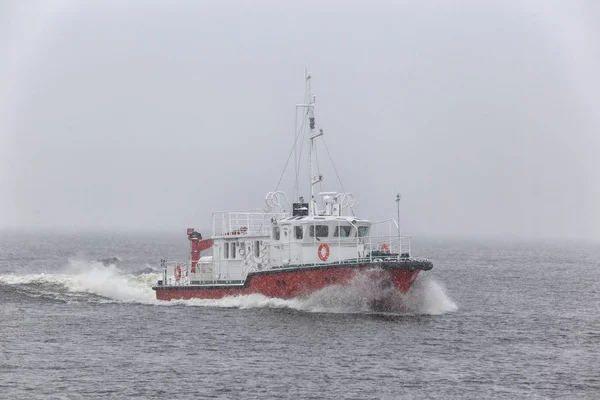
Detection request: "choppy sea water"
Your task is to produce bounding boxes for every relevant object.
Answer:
[1,231,599,399]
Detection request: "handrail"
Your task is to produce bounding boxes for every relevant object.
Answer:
[212,210,286,237]
[159,233,415,286]
[262,233,412,267]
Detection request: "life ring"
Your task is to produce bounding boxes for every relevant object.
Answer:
[174,265,182,281]
[381,243,390,254]
[318,243,330,261]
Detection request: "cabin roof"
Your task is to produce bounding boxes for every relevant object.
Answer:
[277,215,369,224]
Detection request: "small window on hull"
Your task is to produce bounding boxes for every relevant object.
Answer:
[254,241,260,257]
[273,227,280,240]
[224,242,229,259]
[231,242,236,258]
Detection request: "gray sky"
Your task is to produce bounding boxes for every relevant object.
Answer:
[1,0,599,240]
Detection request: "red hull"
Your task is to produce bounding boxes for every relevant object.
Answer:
[154,263,427,301]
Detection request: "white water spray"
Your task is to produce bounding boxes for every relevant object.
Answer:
[177,274,458,315]
[0,259,160,304]
[1,260,457,315]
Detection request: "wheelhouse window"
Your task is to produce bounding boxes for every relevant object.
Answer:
[294,226,303,240]
[254,241,260,257]
[231,242,236,258]
[334,226,352,238]
[224,242,229,259]
[273,226,280,240]
[358,226,370,237]
[309,225,329,238]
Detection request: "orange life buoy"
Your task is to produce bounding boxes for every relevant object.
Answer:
[381,243,390,254]
[174,264,182,281]
[318,243,330,261]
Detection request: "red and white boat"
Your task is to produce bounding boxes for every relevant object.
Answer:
[153,73,433,301]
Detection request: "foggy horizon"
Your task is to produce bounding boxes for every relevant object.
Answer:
[1,0,599,241]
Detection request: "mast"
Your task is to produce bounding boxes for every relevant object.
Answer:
[396,193,402,237]
[294,70,323,216]
[305,71,323,216]
[307,71,314,215]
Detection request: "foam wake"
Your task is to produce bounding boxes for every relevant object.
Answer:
[1,260,457,315]
[177,274,458,315]
[0,259,160,304]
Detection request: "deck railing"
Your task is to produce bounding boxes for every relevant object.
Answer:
[160,260,190,286]
[263,234,413,268]
[212,210,286,237]
[161,219,416,285]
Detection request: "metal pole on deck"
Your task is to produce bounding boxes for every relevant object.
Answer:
[395,193,402,237]
[396,193,402,257]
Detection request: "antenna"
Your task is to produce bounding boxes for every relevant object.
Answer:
[306,71,316,215]
[396,193,402,237]
[294,70,324,216]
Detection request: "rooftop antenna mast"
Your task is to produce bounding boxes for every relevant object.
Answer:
[297,70,323,216]
[396,193,402,237]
